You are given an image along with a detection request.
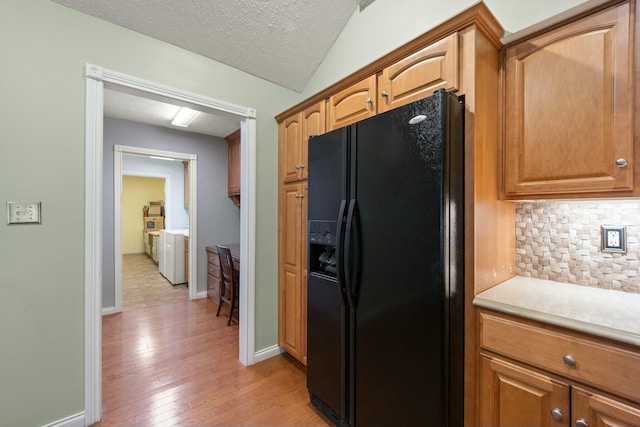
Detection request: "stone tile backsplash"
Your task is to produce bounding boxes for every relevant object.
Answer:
[515,201,639,293]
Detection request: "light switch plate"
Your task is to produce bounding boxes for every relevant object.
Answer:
[7,202,41,224]
[601,225,626,253]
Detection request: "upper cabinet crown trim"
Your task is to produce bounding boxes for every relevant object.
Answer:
[501,0,628,47]
[275,2,503,123]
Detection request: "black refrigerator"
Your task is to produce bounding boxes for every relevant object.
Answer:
[306,89,464,427]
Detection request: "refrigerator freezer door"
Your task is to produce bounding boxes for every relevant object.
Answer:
[349,92,462,426]
[307,127,349,423]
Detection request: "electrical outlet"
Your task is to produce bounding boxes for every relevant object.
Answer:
[601,225,626,253]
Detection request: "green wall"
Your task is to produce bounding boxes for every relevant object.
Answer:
[0,1,298,425]
[0,0,589,425]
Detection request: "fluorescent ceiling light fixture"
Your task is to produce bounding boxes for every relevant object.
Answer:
[171,107,201,127]
[150,156,176,161]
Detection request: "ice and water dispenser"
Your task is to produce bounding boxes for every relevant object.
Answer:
[308,220,337,279]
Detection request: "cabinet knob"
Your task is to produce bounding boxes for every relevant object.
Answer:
[575,418,589,427]
[551,408,564,421]
[616,158,628,167]
[366,97,373,104]
[299,164,305,169]
[563,354,577,367]
[295,164,300,170]
[295,194,305,199]
[381,90,389,98]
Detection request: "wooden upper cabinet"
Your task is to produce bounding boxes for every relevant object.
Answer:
[279,101,325,183]
[279,113,303,183]
[378,32,458,113]
[182,160,189,209]
[301,102,326,181]
[328,75,377,131]
[225,129,241,201]
[503,1,634,198]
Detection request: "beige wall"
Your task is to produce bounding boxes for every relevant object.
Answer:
[0,0,593,425]
[123,176,165,254]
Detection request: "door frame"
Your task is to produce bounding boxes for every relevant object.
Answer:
[84,64,258,424]
[115,147,195,314]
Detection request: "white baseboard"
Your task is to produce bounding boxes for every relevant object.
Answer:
[101,306,117,316]
[42,412,84,427]
[254,345,284,363]
[195,290,208,299]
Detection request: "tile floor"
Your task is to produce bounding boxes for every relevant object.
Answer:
[122,253,188,309]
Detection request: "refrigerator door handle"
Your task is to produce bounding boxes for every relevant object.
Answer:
[344,198,359,309]
[335,199,348,305]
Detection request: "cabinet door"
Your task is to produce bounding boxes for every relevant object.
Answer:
[327,75,376,131]
[503,2,633,197]
[378,32,458,113]
[480,355,570,427]
[183,161,189,209]
[279,113,303,183]
[301,102,325,181]
[226,129,241,196]
[278,182,304,361]
[572,386,640,427]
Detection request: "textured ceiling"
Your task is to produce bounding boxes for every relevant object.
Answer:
[51,0,360,92]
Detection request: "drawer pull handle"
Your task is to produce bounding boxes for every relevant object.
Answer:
[563,354,577,367]
[551,408,564,421]
[575,418,589,427]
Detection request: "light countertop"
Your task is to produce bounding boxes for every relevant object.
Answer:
[473,276,640,347]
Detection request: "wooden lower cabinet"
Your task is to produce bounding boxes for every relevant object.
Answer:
[206,245,240,311]
[480,355,640,427]
[480,355,570,427]
[479,310,640,427]
[277,181,307,364]
[572,386,640,427]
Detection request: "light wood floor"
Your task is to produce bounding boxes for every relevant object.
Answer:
[94,255,330,427]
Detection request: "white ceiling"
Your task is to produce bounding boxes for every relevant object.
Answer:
[53,0,375,137]
[104,87,242,138]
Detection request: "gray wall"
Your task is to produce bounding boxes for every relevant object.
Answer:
[103,117,240,308]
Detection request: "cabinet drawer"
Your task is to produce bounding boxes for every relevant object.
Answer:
[207,261,220,278]
[207,273,220,304]
[206,250,217,264]
[479,312,640,402]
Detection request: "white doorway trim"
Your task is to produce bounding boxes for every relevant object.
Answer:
[115,145,197,314]
[84,64,257,425]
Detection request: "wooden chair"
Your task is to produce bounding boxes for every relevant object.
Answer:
[216,245,239,326]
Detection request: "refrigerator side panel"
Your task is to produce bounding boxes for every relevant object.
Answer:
[350,92,454,427]
[444,93,465,427]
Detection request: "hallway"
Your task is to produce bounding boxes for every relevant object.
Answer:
[96,255,329,426]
